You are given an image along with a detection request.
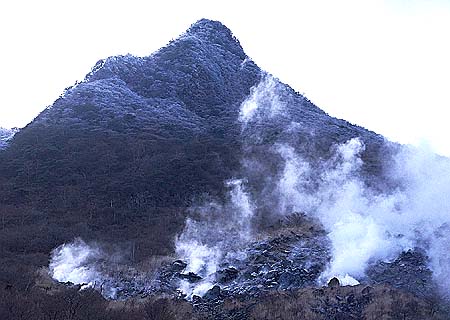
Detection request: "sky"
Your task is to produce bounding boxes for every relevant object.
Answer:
[0,0,449,155]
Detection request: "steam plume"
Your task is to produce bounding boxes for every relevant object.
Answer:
[49,238,103,288]
[175,179,255,297]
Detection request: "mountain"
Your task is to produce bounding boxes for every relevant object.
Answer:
[0,127,18,149]
[0,19,391,209]
[0,18,392,263]
[1,19,448,319]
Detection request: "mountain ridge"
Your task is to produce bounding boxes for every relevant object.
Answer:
[0,18,394,252]
[1,18,449,320]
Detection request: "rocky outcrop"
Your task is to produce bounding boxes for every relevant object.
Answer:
[366,249,437,299]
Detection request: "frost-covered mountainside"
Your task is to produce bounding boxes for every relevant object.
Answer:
[1,19,449,319]
[2,19,391,210]
[0,127,18,149]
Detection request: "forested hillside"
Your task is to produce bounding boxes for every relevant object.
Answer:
[1,19,447,319]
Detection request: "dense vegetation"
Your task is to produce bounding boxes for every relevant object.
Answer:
[0,19,430,319]
[0,20,259,291]
[1,283,446,319]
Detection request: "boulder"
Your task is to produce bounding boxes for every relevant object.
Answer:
[179,272,202,283]
[328,277,340,288]
[172,260,187,272]
[216,267,239,283]
[203,285,221,300]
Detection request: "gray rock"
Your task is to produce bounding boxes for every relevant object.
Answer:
[204,285,221,300]
[328,277,340,288]
[179,272,202,283]
[216,267,239,284]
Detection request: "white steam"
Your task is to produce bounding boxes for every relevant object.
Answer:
[241,78,450,291]
[275,138,450,291]
[175,179,255,297]
[49,238,103,288]
[48,77,450,299]
[391,146,450,295]
[239,75,282,125]
[275,139,403,280]
[176,239,221,276]
[227,179,255,241]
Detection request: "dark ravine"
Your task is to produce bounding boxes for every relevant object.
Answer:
[1,19,449,319]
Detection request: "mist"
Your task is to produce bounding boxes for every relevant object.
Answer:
[175,179,255,297]
[49,238,104,288]
[48,75,450,300]
[175,75,450,296]
[49,238,137,299]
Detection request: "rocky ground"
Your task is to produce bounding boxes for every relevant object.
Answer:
[37,214,449,319]
[154,215,331,301]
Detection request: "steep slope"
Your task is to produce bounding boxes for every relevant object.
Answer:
[0,127,18,149]
[1,18,450,319]
[0,19,390,210]
[0,19,392,289]
[2,20,262,208]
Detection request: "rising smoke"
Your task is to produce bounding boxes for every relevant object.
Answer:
[176,74,450,296]
[49,238,130,299]
[48,75,450,299]
[239,75,282,125]
[49,238,103,288]
[175,179,255,297]
[275,137,408,284]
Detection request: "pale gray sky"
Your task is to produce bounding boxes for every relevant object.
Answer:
[1,0,449,155]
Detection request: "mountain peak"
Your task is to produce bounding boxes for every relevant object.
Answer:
[182,19,245,58]
[187,18,233,37]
